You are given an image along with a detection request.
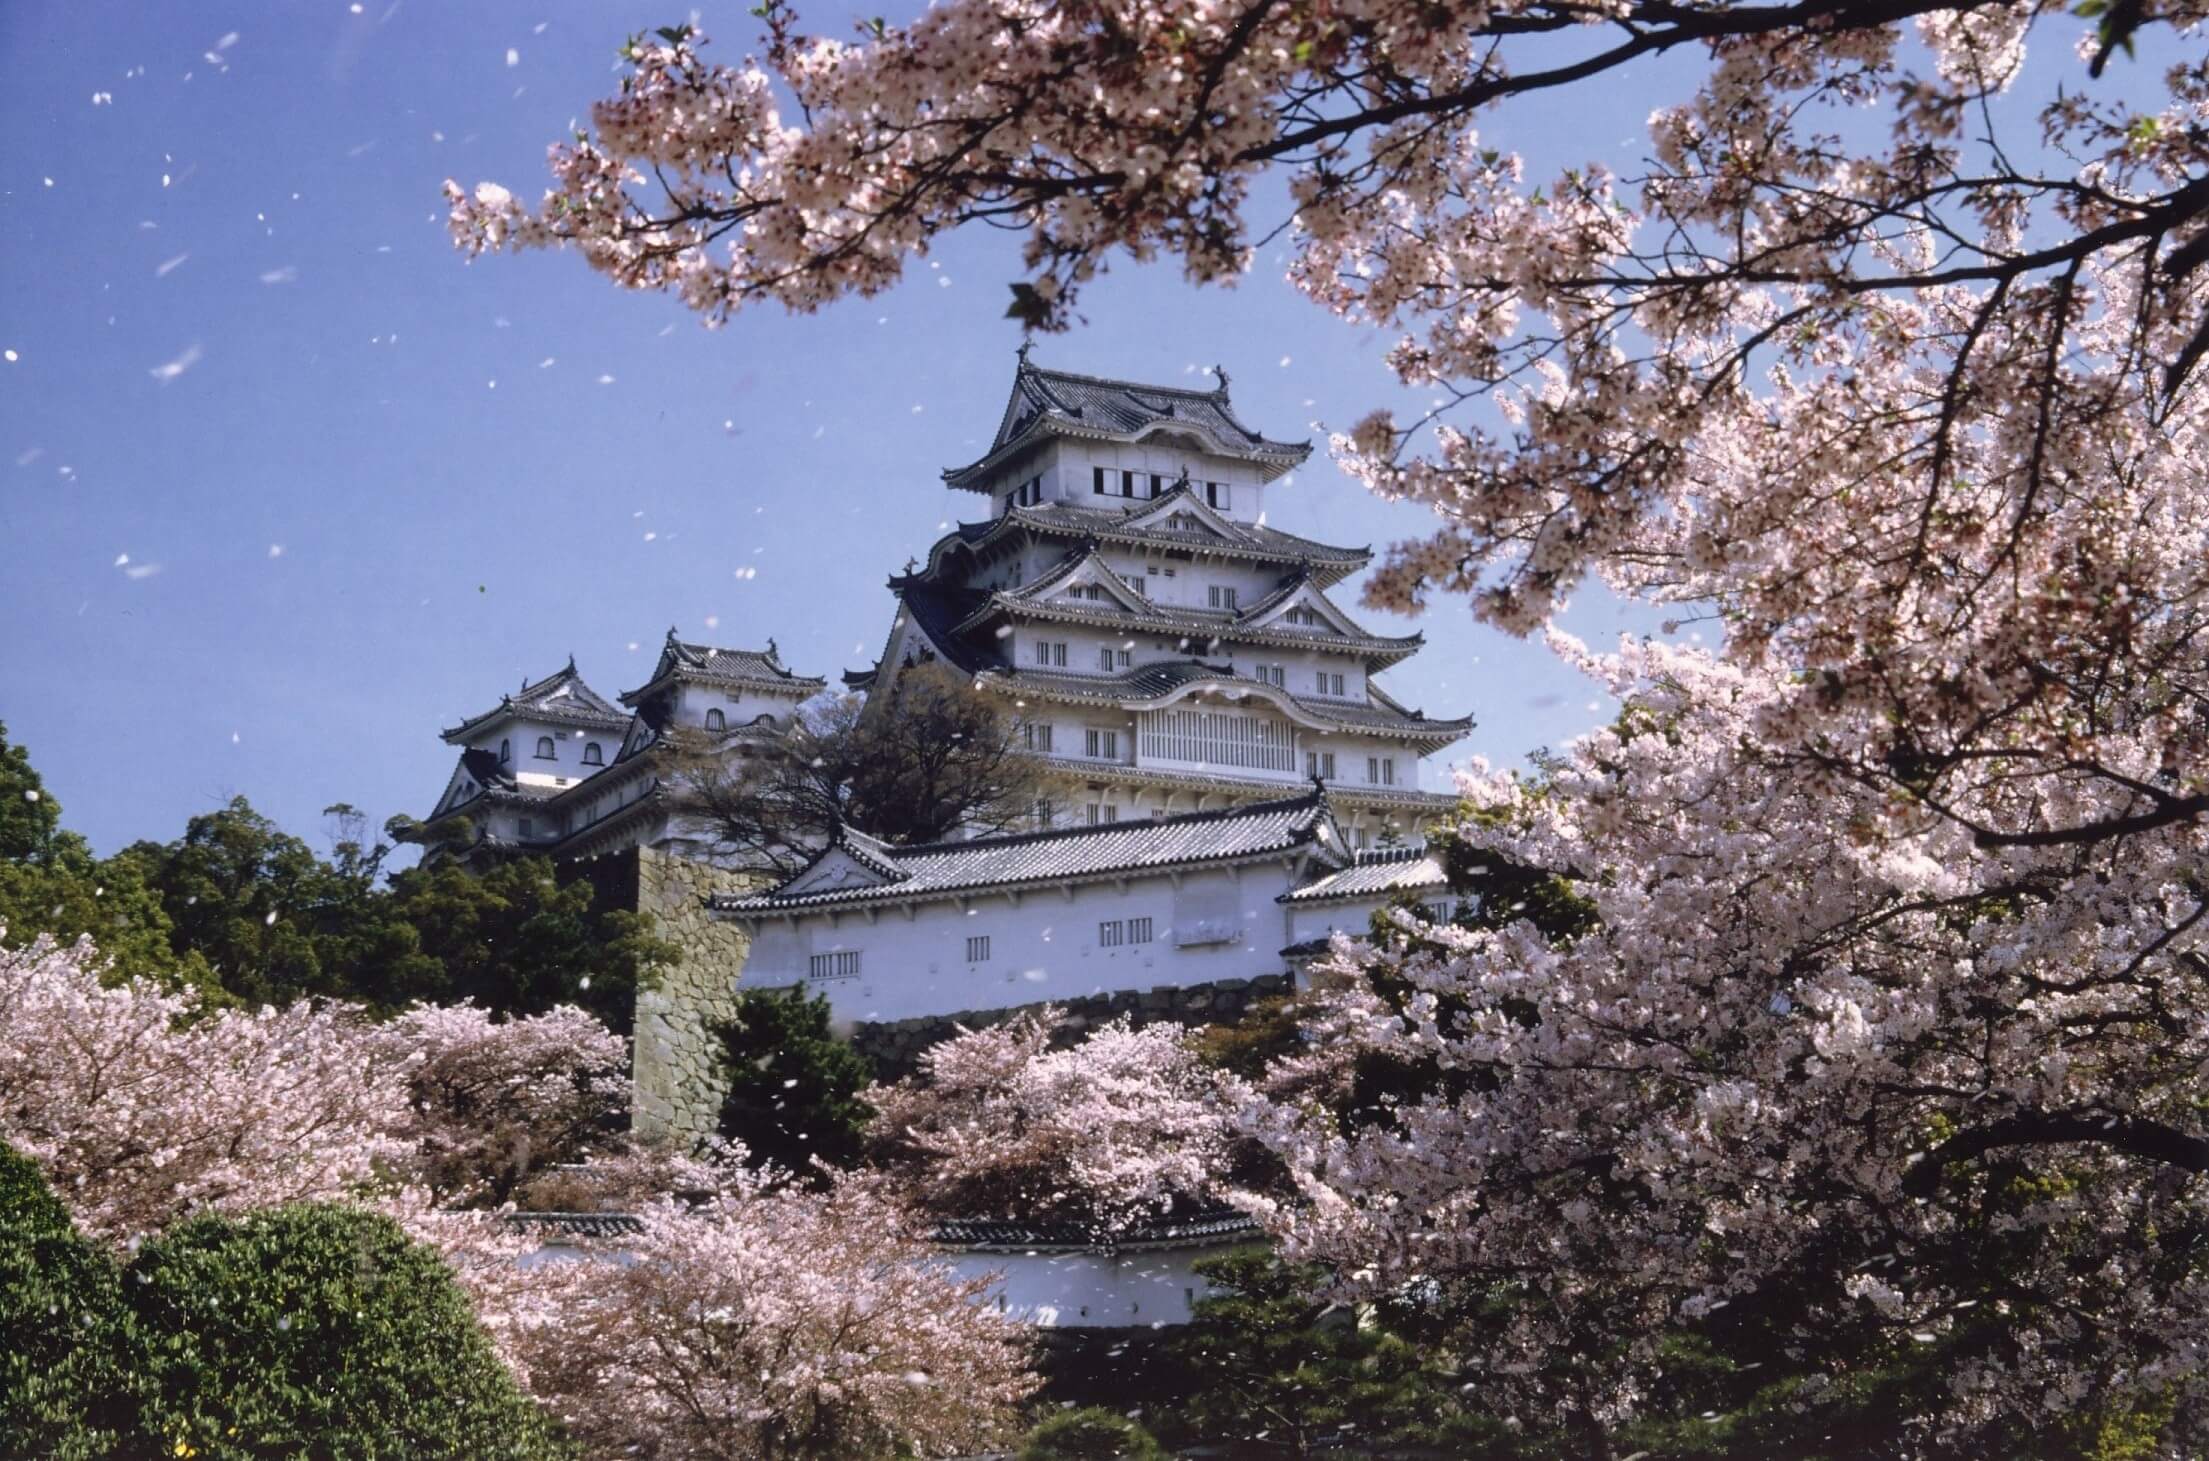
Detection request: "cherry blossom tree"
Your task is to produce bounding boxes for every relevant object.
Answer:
[0,930,404,1245]
[371,1002,631,1207]
[450,2,2209,1443]
[491,1157,1037,1461]
[867,1008,1234,1233]
[0,931,636,1238]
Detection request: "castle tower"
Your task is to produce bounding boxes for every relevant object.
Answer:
[853,356,1470,846]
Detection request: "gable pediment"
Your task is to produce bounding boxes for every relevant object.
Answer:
[1120,488,1244,543]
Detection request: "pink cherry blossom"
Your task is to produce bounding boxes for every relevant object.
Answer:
[487,1160,1037,1460]
[867,1007,1235,1233]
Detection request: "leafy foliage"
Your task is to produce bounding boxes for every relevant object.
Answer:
[1018,1406,1169,1461]
[115,1203,567,1461]
[713,985,876,1181]
[0,1143,127,1461]
[0,725,669,1029]
[1163,1247,1512,1458]
[681,662,1038,875]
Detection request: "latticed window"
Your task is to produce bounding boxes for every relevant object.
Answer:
[1128,917,1154,944]
[966,936,991,963]
[1141,708,1294,771]
[1098,920,1124,948]
[808,951,860,980]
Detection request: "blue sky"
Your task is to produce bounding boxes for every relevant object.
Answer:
[0,0,1673,858]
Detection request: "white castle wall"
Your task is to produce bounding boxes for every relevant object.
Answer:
[945,1245,1234,1329]
[736,860,1315,1025]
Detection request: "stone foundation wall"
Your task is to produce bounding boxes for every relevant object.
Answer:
[853,974,1293,1081]
[626,850,765,1143]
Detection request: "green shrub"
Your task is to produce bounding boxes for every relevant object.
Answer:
[715,985,877,1180]
[116,1203,566,1460]
[1019,1405,1170,1460]
[0,1143,127,1461]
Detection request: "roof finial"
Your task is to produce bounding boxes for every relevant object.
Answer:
[1211,362,1230,392]
[565,652,577,673]
[1015,341,1032,366]
[766,636,780,664]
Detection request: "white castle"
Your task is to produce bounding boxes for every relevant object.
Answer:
[418,354,1478,1326]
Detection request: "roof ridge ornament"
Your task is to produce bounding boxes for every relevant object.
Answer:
[1211,363,1230,394]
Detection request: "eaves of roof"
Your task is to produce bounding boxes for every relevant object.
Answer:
[928,1205,1262,1253]
[712,788,1339,916]
[984,662,1474,742]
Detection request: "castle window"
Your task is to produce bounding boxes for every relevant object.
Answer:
[966,935,991,963]
[1121,470,1137,497]
[1150,473,1165,497]
[1032,798,1054,826]
[534,736,556,760]
[1368,756,1396,786]
[808,951,860,980]
[582,743,604,766]
[705,709,726,733]
[1023,723,1053,753]
[1254,663,1286,688]
[1129,917,1154,944]
[1098,919,1125,948]
[1207,585,1239,610]
[1305,751,1337,779]
[1033,640,1067,667]
[1318,671,1346,696]
[1206,481,1230,510]
[1093,466,1109,495]
[499,739,512,763]
[519,817,535,838]
[1085,728,1119,759]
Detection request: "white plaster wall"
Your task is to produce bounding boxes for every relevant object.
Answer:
[1060,441,1267,522]
[516,1239,1233,1330]
[668,682,807,734]
[944,1244,1235,1328]
[738,860,1310,1023]
[462,716,616,792]
[1285,894,1392,950]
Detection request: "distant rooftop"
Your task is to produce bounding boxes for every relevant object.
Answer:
[714,786,1349,915]
[944,355,1312,490]
[620,629,829,706]
[441,658,629,743]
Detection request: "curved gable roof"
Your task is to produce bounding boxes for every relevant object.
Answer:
[946,357,1311,490]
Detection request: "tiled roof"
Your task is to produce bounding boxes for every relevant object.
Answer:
[986,661,1474,741]
[929,1206,1262,1252]
[714,787,1342,914]
[1280,844,1450,903]
[945,358,1310,489]
[441,658,629,742]
[1029,757,1462,813]
[934,496,1368,581]
[621,630,828,706]
[499,1212,646,1239]
[960,547,1422,665]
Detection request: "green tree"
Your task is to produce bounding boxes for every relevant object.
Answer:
[0,722,206,991]
[116,1204,567,1461]
[0,1143,127,1461]
[384,856,671,1032]
[1018,1406,1168,1461]
[1165,1247,1514,1458]
[714,986,876,1180]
